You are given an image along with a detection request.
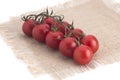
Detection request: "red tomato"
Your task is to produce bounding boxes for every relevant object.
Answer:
[52,21,71,35]
[73,45,93,65]
[32,23,50,42]
[43,17,55,27]
[22,19,36,37]
[45,31,64,49]
[59,37,78,58]
[58,21,70,34]
[81,35,99,53]
[71,28,83,38]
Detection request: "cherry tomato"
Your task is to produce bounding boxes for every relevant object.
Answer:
[73,45,93,65]
[43,17,55,27]
[58,21,70,34]
[46,31,64,49]
[81,35,99,53]
[32,23,50,42]
[22,19,36,37]
[59,37,78,58]
[71,28,83,38]
[54,21,70,34]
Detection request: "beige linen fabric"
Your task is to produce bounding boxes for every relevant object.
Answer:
[0,0,120,79]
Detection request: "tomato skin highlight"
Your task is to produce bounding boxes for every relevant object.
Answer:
[22,19,36,37]
[81,35,99,53]
[32,23,50,42]
[73,45,93,65]
[59,37,78,58]
[46,31,64,49]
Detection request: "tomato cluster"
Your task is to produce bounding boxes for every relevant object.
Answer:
[21,9,99,65]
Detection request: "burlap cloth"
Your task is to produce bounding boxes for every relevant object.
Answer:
[0,0,120,79]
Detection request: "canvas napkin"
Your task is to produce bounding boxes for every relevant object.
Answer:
[0,0,120,80]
